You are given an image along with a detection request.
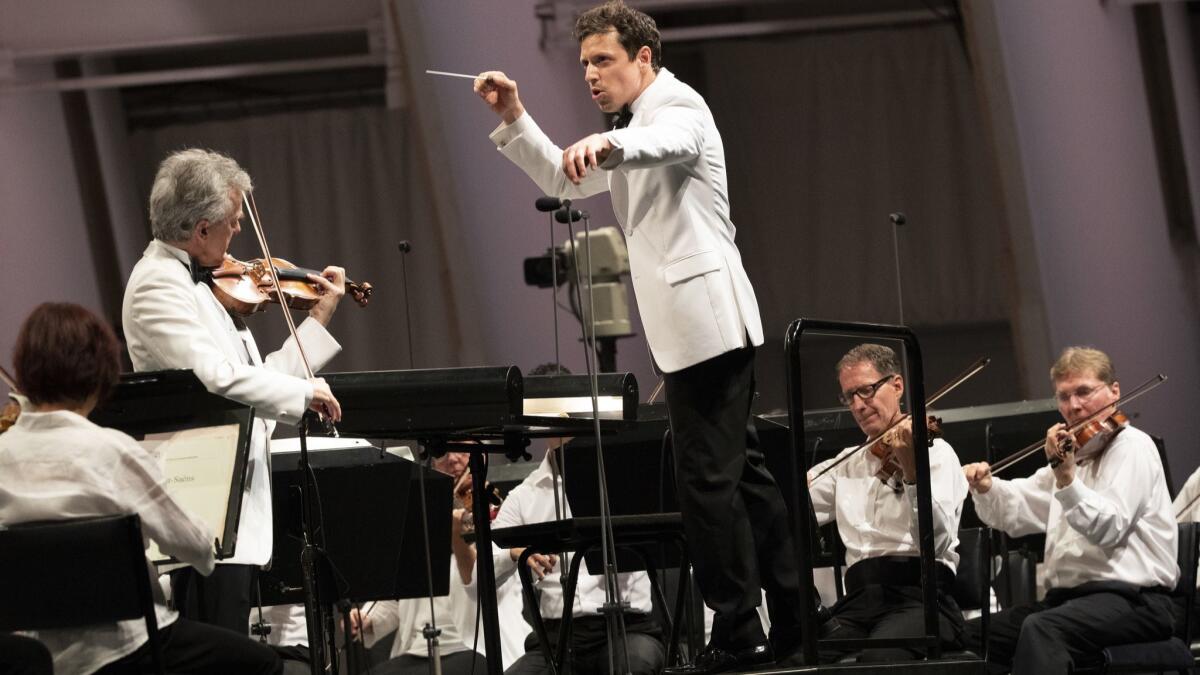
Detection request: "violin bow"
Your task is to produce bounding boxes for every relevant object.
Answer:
[0,365,18,394]
[241,193,340,435]
[809,356,991,484]
[989,373,1167,474]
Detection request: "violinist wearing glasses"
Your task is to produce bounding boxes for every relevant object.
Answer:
[121,148,346,633]
[962,347,1178,674]
[807,344,968,662]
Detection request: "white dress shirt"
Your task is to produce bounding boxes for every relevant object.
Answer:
[809,438,968,572]
[491,455,653,620]
[489,68,763,373]
[362,561,474,659]
[122,239,341,566]
[972,424,1178,591]
[1173,465,1200,523]
[0,410,215,675]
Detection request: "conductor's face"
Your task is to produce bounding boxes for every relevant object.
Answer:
[580,30,653,114]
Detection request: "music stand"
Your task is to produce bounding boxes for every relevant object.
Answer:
[91,369,254,560]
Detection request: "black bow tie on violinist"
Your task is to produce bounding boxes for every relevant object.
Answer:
[189,258,216,285]
[612,105,633,130]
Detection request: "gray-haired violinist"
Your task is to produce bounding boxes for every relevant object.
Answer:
[962,346,1177,673]
[121,148,345,633]
[807,343,968,663]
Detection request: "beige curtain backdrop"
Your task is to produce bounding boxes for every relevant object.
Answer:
[700,22,1012,337]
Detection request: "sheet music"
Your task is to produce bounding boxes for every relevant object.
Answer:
[141,423,242,562]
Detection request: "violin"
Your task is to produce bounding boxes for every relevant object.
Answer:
[870,414,944,490]
[209,256,373,316]
[454,469,503,531]
[0,400,18,434]
[1048,409,1129,468]
[990,374,1166,475]
[810,356,990,488]
[0,366,20,434]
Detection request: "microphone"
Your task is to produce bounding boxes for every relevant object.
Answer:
[397,241,415,369]
[889,212,906,226]
[536,197,563,212]
[554,209,583,224]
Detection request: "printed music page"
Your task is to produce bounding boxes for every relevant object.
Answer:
[140,423,241,562]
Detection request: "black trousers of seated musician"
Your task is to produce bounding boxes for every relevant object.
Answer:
[170,564,256,634]
[94,617,282,674]
[507,613,664,675]
[821,557,965,663]
[664,345,809,650]
[965,581,1174,674]
[0,634,52,675]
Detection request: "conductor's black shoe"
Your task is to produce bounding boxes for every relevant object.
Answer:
[663,642,775,675]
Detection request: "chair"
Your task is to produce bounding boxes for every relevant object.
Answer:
[1073,521,1199,674]
[953,527,992,661]
[0,514,165,674]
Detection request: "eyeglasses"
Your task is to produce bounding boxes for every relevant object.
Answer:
[839,374,896,407]
[1055,384,1106,405]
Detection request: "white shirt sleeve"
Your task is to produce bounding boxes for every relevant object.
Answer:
[971,467,1054,537]
[109,430,216,575]
[1053,440,1160,550]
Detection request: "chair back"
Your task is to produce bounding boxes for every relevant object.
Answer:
[953,527,989,611]
[0,514,158,632]
[1174,521,1199,643]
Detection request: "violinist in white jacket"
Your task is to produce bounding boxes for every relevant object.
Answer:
[121,148,345,634]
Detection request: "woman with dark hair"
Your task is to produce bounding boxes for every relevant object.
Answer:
[0,302,282,675]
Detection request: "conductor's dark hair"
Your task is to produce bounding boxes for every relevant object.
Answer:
[13,303,122,407]
[574,1,662,73]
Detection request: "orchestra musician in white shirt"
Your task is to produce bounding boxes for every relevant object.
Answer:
[963,346,1178,673]
[808,344,969,662]
[0,302,282,675]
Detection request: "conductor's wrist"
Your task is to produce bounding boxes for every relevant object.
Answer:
[502,105,525,126]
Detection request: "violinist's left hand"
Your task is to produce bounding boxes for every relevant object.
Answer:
[307,265,346,326]
[885,418,919,482]
[1046,422,1076,488]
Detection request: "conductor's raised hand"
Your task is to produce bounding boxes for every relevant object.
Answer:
[562,133,613,185]
[474,71,524,125]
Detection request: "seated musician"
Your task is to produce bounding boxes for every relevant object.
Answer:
[121,148,346,633]
[0,302,282,674]
[490,362,665,675]
[349,451,494,675]
[808,343,968,662]
[1173,466,1200,641]
[963,346,1178,673]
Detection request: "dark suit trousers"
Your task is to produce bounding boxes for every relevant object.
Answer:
[965,585,1174,674]
[170,564,256,634]
[664,344,805,648]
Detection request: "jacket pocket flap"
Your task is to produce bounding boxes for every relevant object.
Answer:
[663,250,722,285]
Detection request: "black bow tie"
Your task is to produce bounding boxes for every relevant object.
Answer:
[188,258,215,285]
[612,106,633,130]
